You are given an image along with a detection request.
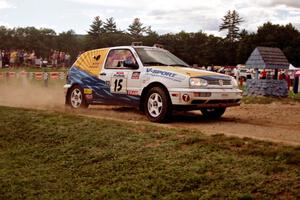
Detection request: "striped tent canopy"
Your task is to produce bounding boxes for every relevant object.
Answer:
[245,47,289,69]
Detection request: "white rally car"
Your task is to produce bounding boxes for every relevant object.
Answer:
[65,45,242,122]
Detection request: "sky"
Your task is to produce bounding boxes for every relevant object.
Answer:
[0,0,300,36]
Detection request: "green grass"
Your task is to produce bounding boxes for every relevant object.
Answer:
[242,96,278,104]
[289,91,300,101]
[0,106,300,199]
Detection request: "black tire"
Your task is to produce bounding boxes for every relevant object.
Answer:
[200,108,226,119]
[66,85,89,109]
[144,87,172,123]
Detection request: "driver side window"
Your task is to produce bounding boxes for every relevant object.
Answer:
[105,49,137,69]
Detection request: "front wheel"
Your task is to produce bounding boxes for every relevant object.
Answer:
[144,87,171,123]
[200,108,226,119]
[67,85,89,109]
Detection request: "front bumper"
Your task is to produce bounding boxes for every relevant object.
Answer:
[169,88,242,107]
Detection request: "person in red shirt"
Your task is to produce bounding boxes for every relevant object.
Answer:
[261,70,267,79]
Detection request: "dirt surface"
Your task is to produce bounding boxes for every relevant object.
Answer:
[1,82,300,146]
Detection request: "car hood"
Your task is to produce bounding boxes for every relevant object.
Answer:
[147,66,230,78]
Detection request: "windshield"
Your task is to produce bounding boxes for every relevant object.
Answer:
[135,48,189,67]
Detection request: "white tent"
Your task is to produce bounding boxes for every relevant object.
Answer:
[289,64,298,70]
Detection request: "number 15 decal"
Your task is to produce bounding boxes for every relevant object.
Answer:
[114,79,123,92]
[111,78,127,94]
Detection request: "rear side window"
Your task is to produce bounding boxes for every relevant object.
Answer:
[105,49,137,69]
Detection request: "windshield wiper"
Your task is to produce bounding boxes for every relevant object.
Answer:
[169,64,189,67]
[143,61,168,66]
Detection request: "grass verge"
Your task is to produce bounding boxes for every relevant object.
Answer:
[0,106,300,199]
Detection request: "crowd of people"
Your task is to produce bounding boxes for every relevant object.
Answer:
[0,50,71,68]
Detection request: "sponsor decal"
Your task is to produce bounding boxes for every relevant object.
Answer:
[146,68,176,77]
[93,55,101,61]
[113,72,125,78]
[84,88,93,94]
[127,90,139,96]
[182,94,190,102]
[146,68,185,82]
[85,94,93,100]
[90,55,101,68]
[171,93,180,97]
[131,72,140,79]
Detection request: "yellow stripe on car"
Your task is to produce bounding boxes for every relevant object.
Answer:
[149,66,217,77]
[74,48,109,76]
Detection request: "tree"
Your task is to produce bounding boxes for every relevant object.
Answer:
[219,10,244,42]
[86,16,105,49]
[57,30,81,61]
[145,26,158,36]
[103,17,117,33]
[127,18,147,38]
[255,22,300,66]
[87,16,104,38]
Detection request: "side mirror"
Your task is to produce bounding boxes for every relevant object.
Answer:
[123,60,139,69]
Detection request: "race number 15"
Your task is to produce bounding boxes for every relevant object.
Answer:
[111,78,127,94]
[114,79,123,92]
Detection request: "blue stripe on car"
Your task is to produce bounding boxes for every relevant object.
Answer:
[68,66,140,106]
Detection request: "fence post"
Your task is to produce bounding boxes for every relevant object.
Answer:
[43,68,48,88]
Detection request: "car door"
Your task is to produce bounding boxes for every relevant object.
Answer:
[99,48,141,105]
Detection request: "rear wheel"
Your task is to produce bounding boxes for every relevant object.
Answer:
[200,108,226,119]
[67,85,88,109]
[144,87,171,122]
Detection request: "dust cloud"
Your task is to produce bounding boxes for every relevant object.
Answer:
[0,79,65,110]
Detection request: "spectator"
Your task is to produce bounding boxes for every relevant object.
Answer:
[51,50,59,67]
[261,69,267,79]
[10,50,18,67]
[23,51,29,66]
[65,52,71,67]
[18,50,25,66]
[59,51,65,67]
[4,51,10,67]
[0,50,2,68]
[279,72,286,80]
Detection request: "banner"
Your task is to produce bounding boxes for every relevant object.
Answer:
[0,71,65,81]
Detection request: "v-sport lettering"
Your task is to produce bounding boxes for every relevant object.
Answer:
[146,68,176,77]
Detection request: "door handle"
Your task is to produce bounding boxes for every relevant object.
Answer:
[100,73,106,76]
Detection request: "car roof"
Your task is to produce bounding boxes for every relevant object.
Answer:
[111,45,163,49]
[86,45,167,54]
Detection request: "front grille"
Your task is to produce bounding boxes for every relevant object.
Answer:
[207,79,231,86]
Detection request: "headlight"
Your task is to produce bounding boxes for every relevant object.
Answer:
[189,78,208,87]
[231,78,238,88]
